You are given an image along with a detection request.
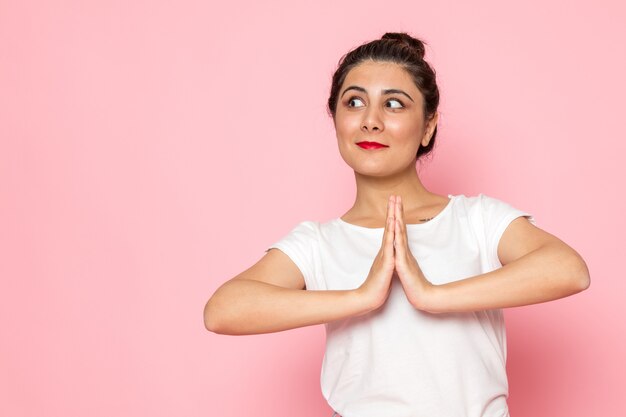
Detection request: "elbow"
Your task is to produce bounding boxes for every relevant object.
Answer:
[570,253,591,292]
[203,298,223,334]
[578,271,591,292]
[578,269,591,292]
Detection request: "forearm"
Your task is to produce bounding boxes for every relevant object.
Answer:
[204,279,370,335]
[426,243,590,314]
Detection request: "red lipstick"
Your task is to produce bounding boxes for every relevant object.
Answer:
[356,141,388,150]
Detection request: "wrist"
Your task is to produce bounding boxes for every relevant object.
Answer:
[351,287,379,315]
[421,283,441,314]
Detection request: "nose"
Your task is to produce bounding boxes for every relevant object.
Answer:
[361,105,383,133]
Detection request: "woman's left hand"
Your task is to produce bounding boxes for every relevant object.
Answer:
[393,195,437,312]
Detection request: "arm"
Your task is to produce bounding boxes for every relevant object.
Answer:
[204,249,372,335]
[205,280,369,335]
[425,217,591,314]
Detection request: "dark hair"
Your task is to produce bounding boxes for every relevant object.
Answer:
[327,32,440,160]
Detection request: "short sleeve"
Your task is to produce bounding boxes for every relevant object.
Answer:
[265,221,320,290]
[479,193,536,268]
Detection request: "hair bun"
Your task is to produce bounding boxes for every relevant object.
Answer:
[381,32,426,59]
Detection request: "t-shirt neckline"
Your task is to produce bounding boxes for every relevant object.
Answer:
[335,194,456,232]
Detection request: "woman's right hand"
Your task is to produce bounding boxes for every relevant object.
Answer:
[356,195,397,312]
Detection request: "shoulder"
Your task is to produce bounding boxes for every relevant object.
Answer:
[454,193,535,222]
[265,220,322,278]
[464,193,541,267]
[281,220,321,241]
[452,192,508,208]
[292,219,320,230]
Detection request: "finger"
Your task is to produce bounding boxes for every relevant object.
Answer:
[396,195,403,225]
[381,195,393,242]
[383,196,395,258]
[395,217,405,259]
[394,196,406,257]
[388,194,395,220]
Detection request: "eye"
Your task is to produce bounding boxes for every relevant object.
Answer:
[386,98,404,109]
[347,96,365,108]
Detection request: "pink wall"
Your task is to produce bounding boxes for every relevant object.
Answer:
[1,1,623,416]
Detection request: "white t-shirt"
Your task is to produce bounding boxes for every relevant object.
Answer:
[266,193,535,417]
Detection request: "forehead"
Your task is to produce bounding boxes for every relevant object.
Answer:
[342,61,418,92]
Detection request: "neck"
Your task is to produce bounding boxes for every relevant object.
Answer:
[349,163,435,219]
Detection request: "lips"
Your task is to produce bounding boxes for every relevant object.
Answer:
[356,141,388,149]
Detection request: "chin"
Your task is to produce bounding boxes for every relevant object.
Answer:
[345,155,412,175]
[351,163,395,177]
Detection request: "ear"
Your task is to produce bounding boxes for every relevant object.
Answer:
[421,112,439,147]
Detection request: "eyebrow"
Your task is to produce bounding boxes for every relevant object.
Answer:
[339,85,414,102]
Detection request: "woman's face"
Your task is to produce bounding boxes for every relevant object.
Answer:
[334,60,437,177]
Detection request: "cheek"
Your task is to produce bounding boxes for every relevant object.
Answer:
[386,118,421,141]
[335,116,361,140]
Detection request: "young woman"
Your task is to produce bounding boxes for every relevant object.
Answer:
[204,32,590,417]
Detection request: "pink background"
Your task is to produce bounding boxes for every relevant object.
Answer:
[1,1,624,416]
